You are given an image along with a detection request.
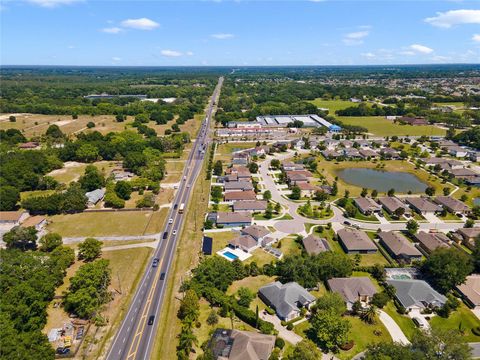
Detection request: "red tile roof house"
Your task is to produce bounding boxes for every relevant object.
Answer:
[434,196,470,214]
[337,228,378,254]
[354,197,382,215]
[224,191,257,202]
[377,231,422,264]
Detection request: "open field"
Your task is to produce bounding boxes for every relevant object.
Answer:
[48,160,118,184]
[0,113,132,137]
[310,99,359,113]
[214,142,257,162]
[337,116,446,137]
[47,208,168,237]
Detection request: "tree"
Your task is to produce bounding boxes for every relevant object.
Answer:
[265,202,273,219]
[115,114,125,122]
[286,340,323,360]
[310,310,351,352]
[370,292,389,309]
[344,204,357,218]
[425,186,436,196]
[76,143,99,163]
[206,309,218,326]
[3,226,38,251]
[237,287,254,308]
[472,236,480,272]
[115,181,132,200]
[360,305,377,324]
[171,123,180,132]
[361,188,368,197]
[274,202,281,214]
[213,160,223,176]
[39,233,62,252]
[0,186,20,211]
[263,190,272,201]
[394,207,405,219]
[86,121,95,129]
[290,185,301,200]
[315,292,346,316]
[443,187,451,196]
[178,289,200,323]
[406,219,419,235]
[422,247,473,293]
[46,124,64,139]
[78,237,102,262]
[270,159,280,169]
[9,115,16,122]
[387,188,395,197]
[248,162,259,174]
[78,165,105,192]
[465,219,475,228]
[371,189,378,198]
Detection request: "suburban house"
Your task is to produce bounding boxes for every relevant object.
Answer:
[359,149,379,159]
[424,157,463,170]
[398,116,428,126]
[434,196,470,214]
[225,166,251,180]
[20,215,47,232]
[286,172,309,185]
[281,161,304,171]
[405,197,442,215]
[302,234,330,255]
[414,231,450,254]
[457,275,480,310]
[468,152,480,162]
[228,235,259,253]
[336,228,378,254]
[233,200,268,213]
[241,225,270,243]
[297,182,319,198]
[354,197,382,215]
[327,277,377,310]
[455,228,480,249]
[85,188,105,206]
[258,281,316,321]
[18,141,40,150]
[224,181,254,192]
[224,191,257,202]
[209,328,275,360]
[343,148,362,159]
[0,211,29,226]
[380,147,400,159]
[321,150,342,160]
[216,212,252,228]
[377,231,422,263]
[448,146,468,158]
[112,169,134,181]
[378,196,410,216]
[386,279,447,311]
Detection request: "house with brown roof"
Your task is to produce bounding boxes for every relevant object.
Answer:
[354,197,382,215]
[0,211,29,226]
[434,196,470,214]
[224,181,254,192]
[378,231,422,263]
[233,200,268,212]
[414,231,450,254]
[228,235,259,253]
[398,116,428,126]
[302,234,330,255]
[327,277,377,310]
[286,172,308,185]
[18,142,40,150]
[456,228,480,249]
[337,228,377,254]
[216,212,252,227]
[457,275,480,309]
[297,182,319,198]
[281,161,304,171]
[405,197,442,215]
[241,225,270,243]
[378,196,410,216]
[210,328,275,360]
[224,191,257,202]
[359,149,379,159]
[20,215,47,232]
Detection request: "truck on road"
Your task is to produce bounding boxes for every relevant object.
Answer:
[179,203,185,214]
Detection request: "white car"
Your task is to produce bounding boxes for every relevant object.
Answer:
[172,230,177,236]
[168,218,173,224]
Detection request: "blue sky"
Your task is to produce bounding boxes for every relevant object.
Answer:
[1,0,480,66]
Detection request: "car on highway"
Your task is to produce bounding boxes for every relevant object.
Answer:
[152,258,160,267]
[160,272,166,280]
[174,204,178,210]
[183,176,187,181]
[148,315,155,325]
[172,230,177,236]
[168,218,173,224]
[163,232,168,239]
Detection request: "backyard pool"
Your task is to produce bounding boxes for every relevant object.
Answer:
[337,168,428,193]
[223,251,239,260]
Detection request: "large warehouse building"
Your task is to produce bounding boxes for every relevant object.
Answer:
[255,114,341,131]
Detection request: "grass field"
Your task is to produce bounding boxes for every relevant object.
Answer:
[47,208,168,237]
[383,302,417,341]
[48,160,118,184]
[215,142,257,162]
[310,99,359,113]
[430,303,480,342]
[336,116,446,137]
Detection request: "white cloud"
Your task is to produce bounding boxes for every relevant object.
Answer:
[161,50,183,57]
[211,33,234,39]
[67,45,75,49]
[112,57,121,62]
[473,34,480,42]
[121,18,159,30]
[409,44,434,54]
[399,50,416,56]
[425,9,480,28]
[361,52,376,59]
[186,51,194,56]
[343,30,369,45]
[101,27,123,34]
[27,0,82,7]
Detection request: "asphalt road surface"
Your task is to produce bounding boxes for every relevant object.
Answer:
[106,76,224,360]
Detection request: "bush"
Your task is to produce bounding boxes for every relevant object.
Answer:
[265,307,275,315]
[371,292,390,309]
[472,326,480,336]
[275,337,285,349]
[286,323,293,330]
[339,340,354,351]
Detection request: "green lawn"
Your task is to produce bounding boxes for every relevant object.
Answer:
[215,142,257,162]
[430,303,480,342]
[209,231,237,254]
[274,236,303,257]
[337,116,446,137]
[383,302,417,341]
[227,275,276,313]
[20,189,56,200]
[310,99,360,113]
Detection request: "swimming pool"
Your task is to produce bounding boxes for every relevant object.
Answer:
[223,251,239,260]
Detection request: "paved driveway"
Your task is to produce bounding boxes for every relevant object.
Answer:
[259,312,302,345]
[378,310,410,345]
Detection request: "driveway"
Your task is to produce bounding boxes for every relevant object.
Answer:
[378,310,410,345]
[259,312,302,345]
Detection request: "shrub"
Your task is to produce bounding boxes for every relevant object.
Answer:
[339,340,354,351]
[472,326,480,336]
[265,307,275,315]
[286,323,293,330]
[275,337,285,349]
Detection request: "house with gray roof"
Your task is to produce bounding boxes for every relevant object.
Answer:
[414,231,450,254]
[210,328,275,360]
[258,281,316,321]
[386,279,447,311]
[378,196,410,216]
[216,212,252,227]
[228,235,259,253]
[327,277,377,310]
[302,235,330,255]
[85,188,105,206]
[337,228,377,254]
[405,197,442,215]
[224,181,254,192]
[354,197,382,215]
[233,200,268,213]
[378,231,422,263]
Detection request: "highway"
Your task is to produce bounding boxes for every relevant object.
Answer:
[106,76,224,360]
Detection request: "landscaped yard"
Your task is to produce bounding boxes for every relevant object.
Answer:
[337,116,446,137]
[430,303,480,342]
[227,275,276,312]
[383,302,417,341]
[209,231,237,254]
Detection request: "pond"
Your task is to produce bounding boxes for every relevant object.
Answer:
[337,168,428,193]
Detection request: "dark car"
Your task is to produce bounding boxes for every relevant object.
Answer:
[343,221,351,226]
[148,315,155,325]
[76,326,84,340]
[56,348,70,355]
[160,272,166,280]
[174,203,178,210]
[152,258,160,267]
[163,232,168,239]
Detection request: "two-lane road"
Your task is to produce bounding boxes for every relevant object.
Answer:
[106,76,223,360]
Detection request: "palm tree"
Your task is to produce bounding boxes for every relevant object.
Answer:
[361,305,377,324]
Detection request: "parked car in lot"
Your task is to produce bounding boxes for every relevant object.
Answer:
[412,317,425,329]
[76,326,84,340]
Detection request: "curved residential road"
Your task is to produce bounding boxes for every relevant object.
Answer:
[257,152,468,235]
